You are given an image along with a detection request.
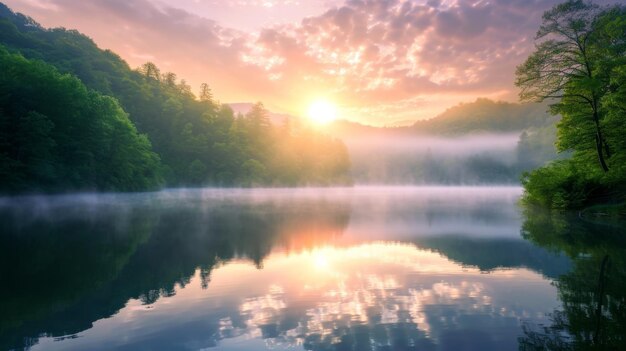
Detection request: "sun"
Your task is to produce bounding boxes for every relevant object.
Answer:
[307,100,337,124]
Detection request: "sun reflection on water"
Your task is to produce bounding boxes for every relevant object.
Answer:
[27,240,558,351]
[199,242,553,350]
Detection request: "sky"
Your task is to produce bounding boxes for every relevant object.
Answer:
[3,0,615,126]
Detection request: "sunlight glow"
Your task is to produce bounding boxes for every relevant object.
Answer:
[307,100,337,124]
[313,249,331,270]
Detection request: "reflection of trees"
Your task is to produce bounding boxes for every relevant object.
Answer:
[0,204,155,350]
[0,196,350,351]
[518,207,626,350]
[414,236,571,278]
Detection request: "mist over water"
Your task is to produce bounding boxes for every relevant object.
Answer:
[1,186,572,351]
[1,186,524,242]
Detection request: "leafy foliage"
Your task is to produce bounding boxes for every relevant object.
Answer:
[517,0,626,208]
[521,160,602,209]
[0,47,163,193]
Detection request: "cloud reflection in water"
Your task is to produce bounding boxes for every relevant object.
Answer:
[29,242,556,351]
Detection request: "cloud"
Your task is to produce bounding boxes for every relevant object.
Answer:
[236,0,564,123]
[3,0,576,125]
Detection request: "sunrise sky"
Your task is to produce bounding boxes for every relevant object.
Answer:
[4,0,616,126]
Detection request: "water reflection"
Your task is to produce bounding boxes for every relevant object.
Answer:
[0,187,573,351]
[0,189,351,351]
[518,207,626,350]
[22,244,558,351]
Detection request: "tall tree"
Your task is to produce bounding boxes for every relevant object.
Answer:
[140,62,160,81]
[515,0,622,172]
[199,83,213,103]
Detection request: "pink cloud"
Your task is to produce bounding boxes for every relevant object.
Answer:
[4,0,610,125]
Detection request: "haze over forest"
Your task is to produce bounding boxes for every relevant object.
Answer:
[235,98,561,184]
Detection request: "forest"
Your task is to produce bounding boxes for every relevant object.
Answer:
[0,3,351,193]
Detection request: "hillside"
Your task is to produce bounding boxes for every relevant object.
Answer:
[0,3,352,191]
[0,47,163,193]
[410,98,552,134]
[323,98,553,140]
[303,98,555,150]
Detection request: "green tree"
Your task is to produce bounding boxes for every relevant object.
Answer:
[515,0,624,172]
[0,46,163,192]
[199,82,213,103]
[162,72,177,87]
[139,62,161,81]
[516,1,626,208]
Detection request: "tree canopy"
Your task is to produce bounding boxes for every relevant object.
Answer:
[517,0,626,208]
[0,47,163,193]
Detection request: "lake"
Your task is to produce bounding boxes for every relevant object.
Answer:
[1,186,624,351]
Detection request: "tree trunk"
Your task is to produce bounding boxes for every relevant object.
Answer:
[592,108,610,172]
[595,133,609,172]
[603,138,611,158]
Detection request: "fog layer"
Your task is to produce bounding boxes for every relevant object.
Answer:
[343,132,535,185]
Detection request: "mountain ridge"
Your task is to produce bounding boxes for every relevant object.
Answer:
[230,98,553,139]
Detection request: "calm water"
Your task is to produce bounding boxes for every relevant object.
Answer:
[1,187,624,351]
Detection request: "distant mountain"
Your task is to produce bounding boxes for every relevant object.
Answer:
[228,98,553,139]
[322,98,553,140]
[409,98,552,135]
